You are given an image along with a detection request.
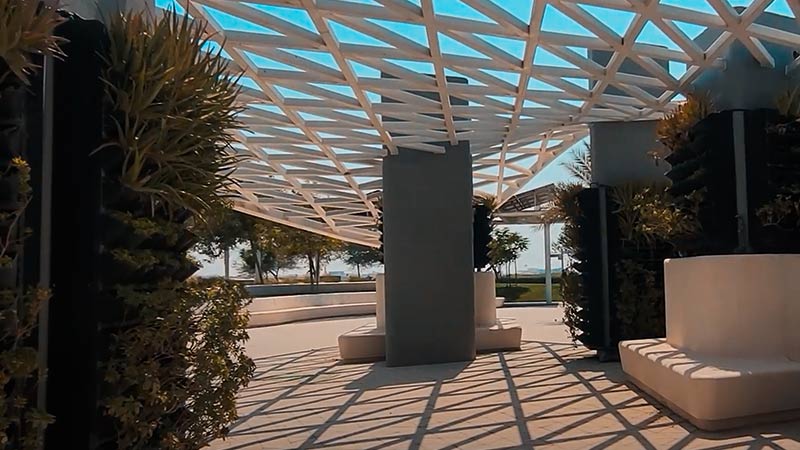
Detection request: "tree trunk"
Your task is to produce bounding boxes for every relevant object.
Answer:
[251,240,264,284]
[314,253,321,284]
[307,254,315,285]
[356,264,361,278]
[223,247,230,280]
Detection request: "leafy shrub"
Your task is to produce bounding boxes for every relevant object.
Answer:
[756,118,800,250]
[0,287,52,450]
[611,183,699,249]
[103,279,254,449]
[560,271,586,343]
[497,275,561,284]
[555,182,696,349]
[495,285,527,301]
[0,1,62,446]
[614,259,665,339]
[758,187,800,229]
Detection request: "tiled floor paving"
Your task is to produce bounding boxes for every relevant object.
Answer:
[212,337,800,450]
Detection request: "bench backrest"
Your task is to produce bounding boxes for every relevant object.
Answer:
[665,254,800,360]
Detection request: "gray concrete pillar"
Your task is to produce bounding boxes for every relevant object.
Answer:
[587,49,670,187]
[693,10,800,110]
[590,120,668,186]
[382,142,475,366]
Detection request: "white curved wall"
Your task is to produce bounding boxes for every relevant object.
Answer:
[248,292,376,327]
[249,272,508,330]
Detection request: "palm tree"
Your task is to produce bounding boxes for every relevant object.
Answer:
[562,144,592,185]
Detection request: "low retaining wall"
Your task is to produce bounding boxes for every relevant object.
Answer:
[248,291,376,327]
[246,281,376,297]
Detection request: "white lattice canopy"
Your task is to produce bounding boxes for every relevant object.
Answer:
[166,0,800,246]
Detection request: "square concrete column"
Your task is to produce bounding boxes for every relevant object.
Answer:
[382,142,475,366]
[590,120,668,186]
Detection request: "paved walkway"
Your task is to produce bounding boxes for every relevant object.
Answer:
[211,307,800,450]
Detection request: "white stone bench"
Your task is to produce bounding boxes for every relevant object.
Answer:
[620,254,800,430]
[248,292,375,327]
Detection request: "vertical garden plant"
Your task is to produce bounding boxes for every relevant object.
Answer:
[472,193,495,271]
[95,11,254,449]
[0,0,63,447]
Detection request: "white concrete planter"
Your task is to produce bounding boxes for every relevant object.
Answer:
[495,297,505,308]
[375,273,385,330]
[474,271,496,328]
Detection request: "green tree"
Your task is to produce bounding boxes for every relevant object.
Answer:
[291,232,343,285]
[489,228,530,279]
[193,206,250,279]
[343,244,382,278]
[230,221,304,283]
[238,245,298,283]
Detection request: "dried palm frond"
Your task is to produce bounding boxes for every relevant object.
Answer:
[0,0,65,86]
[473,191,498,209]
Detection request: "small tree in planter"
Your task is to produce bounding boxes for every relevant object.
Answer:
[489,228,529,280]
[472,193,498,312]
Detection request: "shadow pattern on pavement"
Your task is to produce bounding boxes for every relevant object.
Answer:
[213,341,800,450]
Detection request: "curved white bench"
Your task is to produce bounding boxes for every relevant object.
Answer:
[248,292,376,327]
[620,254,800,430]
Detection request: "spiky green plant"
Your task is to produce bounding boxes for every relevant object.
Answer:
[656,93,713,152]
[99,11,244,217]
[0,0,64,86]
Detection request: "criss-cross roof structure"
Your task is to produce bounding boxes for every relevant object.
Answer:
[167,0,800,247]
